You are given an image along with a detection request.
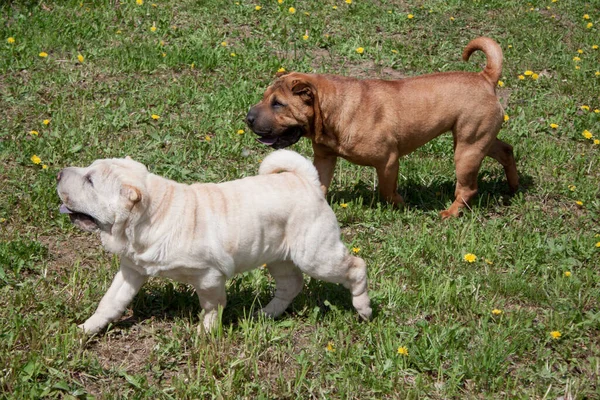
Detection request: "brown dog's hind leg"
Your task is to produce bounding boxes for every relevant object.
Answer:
[486,139,519,193]
[376,157,405,206]
[441,146,485,219]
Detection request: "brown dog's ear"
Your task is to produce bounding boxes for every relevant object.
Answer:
[120,184,141,204]
[291,79,314,102]
[276,70,291,78]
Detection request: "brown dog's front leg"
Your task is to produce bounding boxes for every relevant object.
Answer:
[312,144,337,196]
[376,158,404,206]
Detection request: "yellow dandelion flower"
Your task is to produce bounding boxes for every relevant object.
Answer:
[504,114,510,122]
[391,49,398,54]
[568,185,576,191]
[594,139,600,145]
[492,309,503,315]
[7,37,15,44]
[150,26,157,32]
[596,241,600,248]
[230,52,236,57]
[340,203,348,208]
[576,200,583,206]
[595,109,600,113]
[485,259,493,265]
[136,0,143,4]
[302,34,309,41]
[278,0,283,3]
[575,65,580,70]
[205,135,212,142]
[531,73,539,80]
[577,49,584,54]
[573,56,581,62]
[77,54,84,63]
[352,247,360,254]
[116,30,122,34]
[582,130,593,139]
[277,67,286,73]
[397,346,409,356]
[151,3,157,6]
[31,155,41,164]
[407,14,414,19]
[581,105,590,111]
[326,341,335,352]
[221,41,228,47]
[345,0,352,4]
[550,123,558,129]
[564,271,571,277]
[304,12,310,16]
[450,16,455,21]
[43,119,50,125]
[583,14,590,20]
[497,80,504,87]
[592,45,599,50]
[39,52,48,58]
[333,5,338,9]
[0,218,5,223]
[524,70,533,76]
[237,129,244,134]
[463,253,477,263]
[587,23,593,29]
[550,330,562,339]
[356,47,364,54]
[255,5,262,10]
[151,114,160,120]
[29,130,39,136]
[161,52,166,57]
[518,75,525,80]
[288,7,295,13]
[596,71,600,76]
[42,164,48,170]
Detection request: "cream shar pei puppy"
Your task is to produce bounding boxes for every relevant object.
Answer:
[57,150,372,334]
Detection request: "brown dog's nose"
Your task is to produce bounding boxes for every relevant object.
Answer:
[246,108,257,127]
[57,170,63,182]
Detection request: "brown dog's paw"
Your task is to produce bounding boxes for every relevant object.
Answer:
[440,208,462,219]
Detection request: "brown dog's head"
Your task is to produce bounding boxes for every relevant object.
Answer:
[246,72,322,149]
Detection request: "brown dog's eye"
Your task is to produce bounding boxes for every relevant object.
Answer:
[271,99,285,109]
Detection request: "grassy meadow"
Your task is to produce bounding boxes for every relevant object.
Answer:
[1,0,600,398]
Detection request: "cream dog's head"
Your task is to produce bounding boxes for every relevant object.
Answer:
[56,157,149,253]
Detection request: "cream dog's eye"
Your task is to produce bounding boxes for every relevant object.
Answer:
[85,174,94,187]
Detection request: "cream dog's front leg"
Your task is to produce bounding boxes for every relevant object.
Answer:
[79,258,148,334]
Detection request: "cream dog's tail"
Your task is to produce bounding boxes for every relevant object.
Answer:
[259,150,321,188]
[462,37,503,87]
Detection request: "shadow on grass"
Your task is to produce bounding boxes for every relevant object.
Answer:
[114,276,375,331]
[328,169,534,214]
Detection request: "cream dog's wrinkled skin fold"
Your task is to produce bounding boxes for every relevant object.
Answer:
[57,150,372,334]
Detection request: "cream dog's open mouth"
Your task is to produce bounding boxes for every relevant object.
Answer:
[59,204,99,232]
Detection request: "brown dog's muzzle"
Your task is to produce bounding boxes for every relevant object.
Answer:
[245,104,304,149]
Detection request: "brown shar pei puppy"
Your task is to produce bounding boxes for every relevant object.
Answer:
[246,37,519,218]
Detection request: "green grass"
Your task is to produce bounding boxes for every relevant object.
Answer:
[1,0,599,397]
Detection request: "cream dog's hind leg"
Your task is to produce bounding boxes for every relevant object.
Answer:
[261,261,305,318]
[79,259,148,334]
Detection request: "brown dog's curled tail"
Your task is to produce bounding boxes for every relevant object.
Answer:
[462,37,503,87]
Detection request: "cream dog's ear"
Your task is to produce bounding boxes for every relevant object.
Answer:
[120,184,142,204]
[125,155,132,160]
